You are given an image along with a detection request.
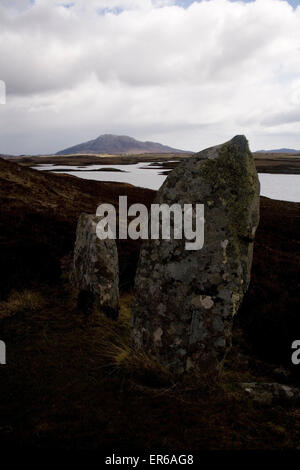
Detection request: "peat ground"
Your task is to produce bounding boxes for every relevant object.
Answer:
[0,157,299,451]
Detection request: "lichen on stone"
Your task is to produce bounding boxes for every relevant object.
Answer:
[132,136,260,378]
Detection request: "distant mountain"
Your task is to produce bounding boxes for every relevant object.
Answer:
[56,134,190,155]
[56,134,189,155]
[256,148,300,154]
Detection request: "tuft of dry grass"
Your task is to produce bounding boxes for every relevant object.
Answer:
[1,285,299,451]
[93,293,172,387]
[0,289,46,320]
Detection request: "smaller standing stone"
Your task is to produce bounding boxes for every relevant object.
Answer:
[73,213,119,319]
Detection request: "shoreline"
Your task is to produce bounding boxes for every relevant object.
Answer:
[3,151,300,174]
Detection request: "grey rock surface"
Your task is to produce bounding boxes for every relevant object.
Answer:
[132,136,260,376]
[240,382,300,405]
[73,213,119,318]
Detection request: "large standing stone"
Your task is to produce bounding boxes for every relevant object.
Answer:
[132,136,260,376]
[73,213,119,318]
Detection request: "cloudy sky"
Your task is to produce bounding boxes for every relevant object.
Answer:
[0,0,300,154]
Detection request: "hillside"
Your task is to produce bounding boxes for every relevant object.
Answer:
[257,148,300,154]
[56,134,190,155]
[0,157,154,299]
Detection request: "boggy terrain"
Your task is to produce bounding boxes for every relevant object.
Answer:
[5,150,300,174]
[0,157,299,451]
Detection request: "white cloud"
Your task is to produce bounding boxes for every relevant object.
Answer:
[0,0,300,154]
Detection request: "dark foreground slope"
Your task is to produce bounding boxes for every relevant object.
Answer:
[0,158,299,451]
[0,158,154,299]
[238,196,300,365]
